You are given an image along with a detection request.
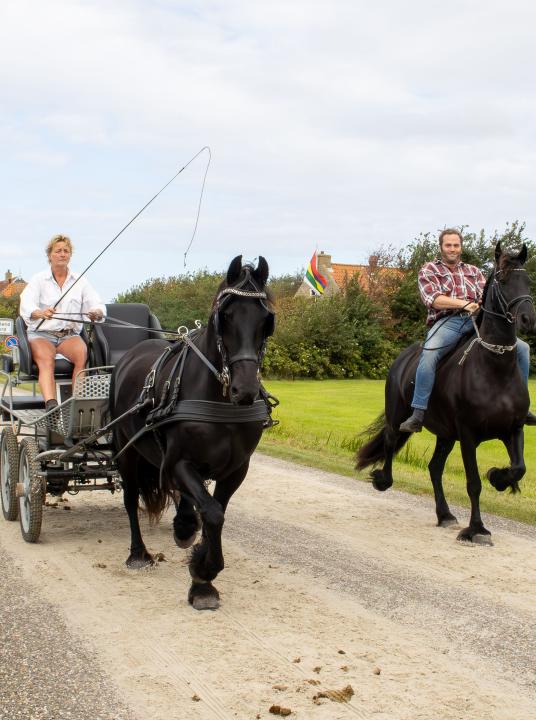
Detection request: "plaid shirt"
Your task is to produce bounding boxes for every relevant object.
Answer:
[418,259,486,326]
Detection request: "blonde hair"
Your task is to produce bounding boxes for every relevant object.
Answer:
[46,234,73,259]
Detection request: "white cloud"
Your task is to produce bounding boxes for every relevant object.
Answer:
[1,0,536,300]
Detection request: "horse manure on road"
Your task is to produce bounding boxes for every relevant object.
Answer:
[269,705,292,716]
[312,684,355,703]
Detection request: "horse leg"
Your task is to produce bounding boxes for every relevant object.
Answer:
[428,437,458,526]
[211,460,249,513]
[370,425,397,491]
[169,459,228,610]
[118,451,156,568]
[186,461,249,610]
[487,427,525,494]
[457,435,492,545]
[172,492,201,549]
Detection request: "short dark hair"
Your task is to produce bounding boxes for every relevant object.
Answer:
[439,228,463,247]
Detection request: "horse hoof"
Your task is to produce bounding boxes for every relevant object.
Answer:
[456,530,492,546]
[126,555,155,569]
[370,470,392,492]
[438,517,459,528]
[191,594,220,611]
[188,582,220,611]
[174,531,198,549]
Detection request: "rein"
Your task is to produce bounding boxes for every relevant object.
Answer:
[458,316,517,365]
[458,267,532,366]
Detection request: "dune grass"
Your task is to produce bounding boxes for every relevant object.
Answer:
[258,378,536,525]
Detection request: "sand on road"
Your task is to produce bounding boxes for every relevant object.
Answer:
[1,453,535,720]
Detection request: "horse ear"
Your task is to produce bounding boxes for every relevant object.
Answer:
[495,242,502,262]
[253,256,269,286]
[518,243,528,264]
[226,255,243,285]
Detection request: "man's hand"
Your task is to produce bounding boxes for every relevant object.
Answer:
[465,302,480,314]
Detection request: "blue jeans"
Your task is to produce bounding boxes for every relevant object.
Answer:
[411,315,530,410]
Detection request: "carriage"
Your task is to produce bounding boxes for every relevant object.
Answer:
[1,257,277,609]
[0,303,163,543]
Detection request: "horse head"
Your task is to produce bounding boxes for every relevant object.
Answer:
[212,256,275,405]
[491,242,536,333]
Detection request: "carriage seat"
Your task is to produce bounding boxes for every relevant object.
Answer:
[15,316,87,381]
[90,303,164,368]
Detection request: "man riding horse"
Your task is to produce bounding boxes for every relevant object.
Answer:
[399,228,536,433]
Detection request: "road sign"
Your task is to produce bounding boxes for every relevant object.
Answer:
[4,336,18,349]
[0,318,14,335]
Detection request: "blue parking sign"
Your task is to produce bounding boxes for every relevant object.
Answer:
[5,336,18,349]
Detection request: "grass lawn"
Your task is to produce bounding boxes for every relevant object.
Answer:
[259,378,536,526]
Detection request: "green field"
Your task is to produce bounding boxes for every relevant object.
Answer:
[259,378,536,525]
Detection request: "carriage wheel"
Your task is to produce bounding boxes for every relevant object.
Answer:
[18,438,44,543]
[0,426,19,521]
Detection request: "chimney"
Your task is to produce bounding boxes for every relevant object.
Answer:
[5,270,13,283]
[316,251,332,275]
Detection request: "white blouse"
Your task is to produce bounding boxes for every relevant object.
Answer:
[20,268,106,333]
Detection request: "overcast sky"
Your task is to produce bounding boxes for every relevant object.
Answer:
[2,0,536,301]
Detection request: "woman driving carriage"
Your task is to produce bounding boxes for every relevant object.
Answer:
[19,234,106,412]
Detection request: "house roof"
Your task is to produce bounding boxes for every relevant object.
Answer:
[0,279,26,298]
[331,263,367,289]
[331,262,401,293]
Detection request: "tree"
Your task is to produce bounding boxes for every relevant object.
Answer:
[267,271,304,301]
[116,270,221,330]
[0,295,20,323]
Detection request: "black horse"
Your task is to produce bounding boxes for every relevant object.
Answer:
[356,243,535,543]
[110,256,275,609]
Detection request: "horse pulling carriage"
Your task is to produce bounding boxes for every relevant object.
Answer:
[0,256,276,609]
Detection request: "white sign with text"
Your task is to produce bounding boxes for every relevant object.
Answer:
[0,318,14,335]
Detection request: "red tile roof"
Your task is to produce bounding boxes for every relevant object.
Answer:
[331,263,401,293]
[0,279,26,298]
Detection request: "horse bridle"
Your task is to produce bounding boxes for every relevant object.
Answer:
[459,265,534,365]
[212,268,275,393]
[482,267,534,324]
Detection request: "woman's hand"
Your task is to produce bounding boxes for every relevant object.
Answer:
[32,307,55,320]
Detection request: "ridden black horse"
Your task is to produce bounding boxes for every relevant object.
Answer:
[110,256,275,609]
[356,243,535,544]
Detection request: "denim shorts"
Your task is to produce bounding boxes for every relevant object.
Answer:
[27,330,80,347]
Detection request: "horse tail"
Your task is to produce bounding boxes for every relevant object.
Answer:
[355,413,410,470]
[138,476,172,522]
[109,363,171,521]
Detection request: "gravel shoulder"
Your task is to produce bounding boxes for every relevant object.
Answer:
[1,452,535,720]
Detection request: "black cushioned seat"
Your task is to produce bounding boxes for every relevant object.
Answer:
[90,303,164,367]
[15,316,81,380]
